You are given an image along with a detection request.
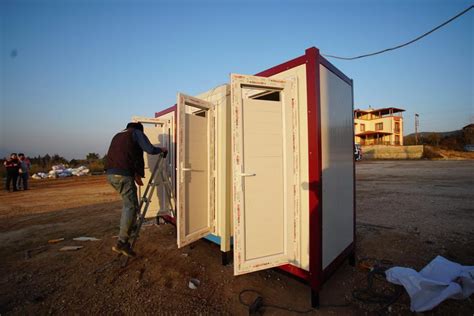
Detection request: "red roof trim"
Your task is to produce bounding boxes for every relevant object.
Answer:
[155,105,177,118]
[254,55,307,77]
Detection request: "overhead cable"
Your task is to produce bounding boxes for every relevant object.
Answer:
[323,5,473,60]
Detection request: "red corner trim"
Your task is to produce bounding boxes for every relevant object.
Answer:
[305,47,323,291]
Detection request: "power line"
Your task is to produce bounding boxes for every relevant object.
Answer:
[323,5,473,60]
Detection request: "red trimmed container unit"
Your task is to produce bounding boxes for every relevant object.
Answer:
[135,47,355,307]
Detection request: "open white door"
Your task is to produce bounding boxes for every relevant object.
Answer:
[231,74,299,275]
[132,116,171,219]
[176,93,216,248]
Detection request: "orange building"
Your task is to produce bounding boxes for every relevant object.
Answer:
[354,107,404,145]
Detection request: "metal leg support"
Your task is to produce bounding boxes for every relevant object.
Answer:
[221,251,231,266]
[311,289,320,308]
[349,251,356,267]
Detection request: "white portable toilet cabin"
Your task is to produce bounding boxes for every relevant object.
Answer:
[134,47,355,307]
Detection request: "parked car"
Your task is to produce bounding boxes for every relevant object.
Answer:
[354,143,362,161]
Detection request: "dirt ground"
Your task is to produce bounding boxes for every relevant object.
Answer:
[1,161,473,315]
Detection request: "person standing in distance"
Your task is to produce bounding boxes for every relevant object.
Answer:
[106,122,167,257]
[18,153,31,190]
[4,153,20,192]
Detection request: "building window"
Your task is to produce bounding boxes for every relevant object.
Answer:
[395,135,400,145]
[375,122,383,131]
[395,122,400,133]
[360,124,365,132]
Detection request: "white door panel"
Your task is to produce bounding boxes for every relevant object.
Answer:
[243,99,285,261]
[177,93,215,248]
[132,116,168,219]
[231,74,298,275]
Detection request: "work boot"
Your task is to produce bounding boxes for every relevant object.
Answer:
[112,240,136,257]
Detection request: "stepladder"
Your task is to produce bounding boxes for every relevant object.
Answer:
[122,152,176,266]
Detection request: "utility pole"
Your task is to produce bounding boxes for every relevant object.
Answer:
[415,113,419,145]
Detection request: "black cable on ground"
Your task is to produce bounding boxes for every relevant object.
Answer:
[238,258,403,315]
[352,265,404,314]
[352,268,401,303]
[357,257,394,271]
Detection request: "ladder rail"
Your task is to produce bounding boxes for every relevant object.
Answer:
[132,156,165,241]
[137,154,163,211]
[121,152,174,267]
[159,165,176,217]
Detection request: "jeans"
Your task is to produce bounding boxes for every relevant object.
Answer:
[18,173,29,190]
[6,171,19,191]
[107,174,139,243]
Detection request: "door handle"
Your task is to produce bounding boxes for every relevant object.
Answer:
[180,162,192,172]
[180,163,192,183]
[239,172,256,177]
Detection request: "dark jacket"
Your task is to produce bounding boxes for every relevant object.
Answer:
[106,128,162,177]
[4,158,20,174]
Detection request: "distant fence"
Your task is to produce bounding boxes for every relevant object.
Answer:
[362,145,424,159]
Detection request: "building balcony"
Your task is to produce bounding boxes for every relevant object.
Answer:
[356,130,395,146]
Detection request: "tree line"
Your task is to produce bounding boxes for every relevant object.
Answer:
[24,153,106,167]
[403,130,468,150]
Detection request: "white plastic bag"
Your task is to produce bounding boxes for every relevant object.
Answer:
[386,256,474,312]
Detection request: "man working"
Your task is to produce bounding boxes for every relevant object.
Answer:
[106,122,167,257]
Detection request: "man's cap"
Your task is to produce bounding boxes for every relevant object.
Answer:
[126,122,144,132]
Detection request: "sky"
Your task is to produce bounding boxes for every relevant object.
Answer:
[0,0,473,159]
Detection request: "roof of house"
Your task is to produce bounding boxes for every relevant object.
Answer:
[354,107,405,115]
[462,124,474,130]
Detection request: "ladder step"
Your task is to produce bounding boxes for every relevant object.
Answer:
[157,210,174,217]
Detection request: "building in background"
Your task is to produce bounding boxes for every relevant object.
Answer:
[462,124,474,151]
[354,106,405,145]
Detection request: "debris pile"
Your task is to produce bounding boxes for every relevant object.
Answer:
[32,164,90,179]
[25,236,101,258]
